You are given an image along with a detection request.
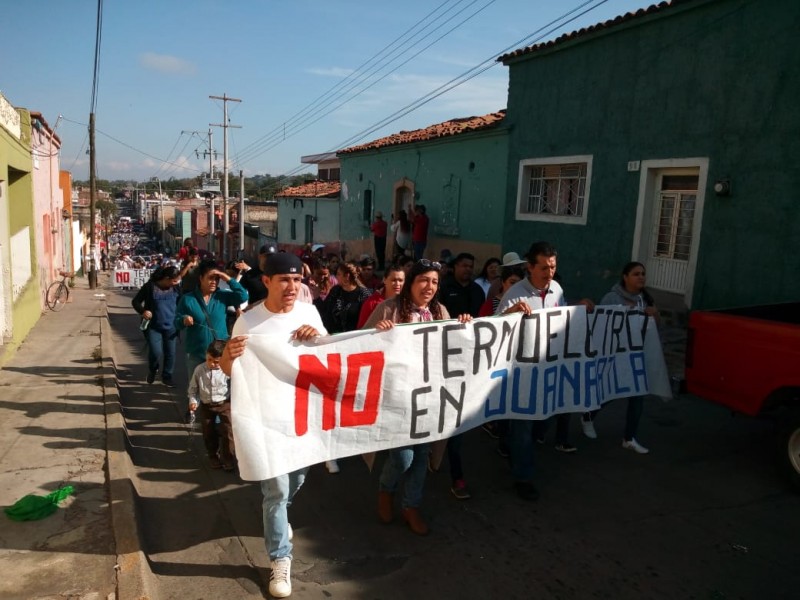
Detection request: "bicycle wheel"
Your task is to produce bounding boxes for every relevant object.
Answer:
[46,281,69,311]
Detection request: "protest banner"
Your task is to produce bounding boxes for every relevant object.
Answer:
[231,306,671,481]
[112,268,150,289]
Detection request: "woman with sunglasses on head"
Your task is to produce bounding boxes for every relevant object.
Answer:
[362,259,472,535]
[175,259,249,384]
[580,261,659,454]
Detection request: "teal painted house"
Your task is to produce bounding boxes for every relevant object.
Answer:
[337,112,508,266]
[499,0,800,309]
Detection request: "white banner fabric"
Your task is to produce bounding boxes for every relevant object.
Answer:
[112,268,150,288]
[231,306,671,481]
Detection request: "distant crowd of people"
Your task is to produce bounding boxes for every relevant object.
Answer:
[128,228,659,598]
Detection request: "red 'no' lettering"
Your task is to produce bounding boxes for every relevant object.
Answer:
[294,351,384,436]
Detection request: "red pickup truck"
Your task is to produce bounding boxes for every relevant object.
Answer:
[685,302,800,489]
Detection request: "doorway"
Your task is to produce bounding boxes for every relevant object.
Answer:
[631,159,708,307]
[391,179,415,254]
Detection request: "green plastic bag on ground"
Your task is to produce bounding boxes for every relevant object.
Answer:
[4,485,75,521]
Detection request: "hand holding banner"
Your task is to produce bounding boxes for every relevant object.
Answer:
[231,306,671,481]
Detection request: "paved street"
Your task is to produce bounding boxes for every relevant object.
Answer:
[103,285,799,600]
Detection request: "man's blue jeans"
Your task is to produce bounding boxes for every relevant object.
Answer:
[260,468,308,560]
[145,328,177,381]
[509,420,536,481]
[412,241,426,260]
[379,444,429,508]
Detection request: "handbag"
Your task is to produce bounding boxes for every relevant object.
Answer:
[198,297,221,341]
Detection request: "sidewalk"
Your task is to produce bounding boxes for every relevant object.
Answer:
[0,274,150,600]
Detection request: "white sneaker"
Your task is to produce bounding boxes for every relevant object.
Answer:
[287,522,293,541]
[325,460,340,474]
[269,557,292,598]
[581,416,597,439]
[622,438,649,454]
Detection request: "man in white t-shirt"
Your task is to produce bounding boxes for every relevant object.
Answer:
[221,252,326,599]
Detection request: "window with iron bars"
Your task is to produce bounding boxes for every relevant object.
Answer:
[516,156,592,225]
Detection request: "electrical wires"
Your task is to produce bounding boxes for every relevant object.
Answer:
[233,0,497,168]
[271,0,611,179]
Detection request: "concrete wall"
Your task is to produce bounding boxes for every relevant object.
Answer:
[59,171,74,274]
[339,128,508,266]
[30,115,64,309]
[0,104,39,358]
[245,204,277,241]
[502,0,800,309]
[276,196,339,253]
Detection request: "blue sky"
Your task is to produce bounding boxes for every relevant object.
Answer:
[1,0,656,183]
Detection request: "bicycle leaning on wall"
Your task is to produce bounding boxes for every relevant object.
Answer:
[45,271,73,311]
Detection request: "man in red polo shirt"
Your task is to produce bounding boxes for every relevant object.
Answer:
[369,211,388,270]
[409,204,429,260]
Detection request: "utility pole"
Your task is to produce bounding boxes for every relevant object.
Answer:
[207,128,216,253]
[239,169,245,256]
[151,177,164,250]
[185,128,217,250]
[210,93,241,261]
[88,112,97,289]
[208,128,214,178]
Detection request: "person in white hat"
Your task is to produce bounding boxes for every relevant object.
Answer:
[484,252,528,299]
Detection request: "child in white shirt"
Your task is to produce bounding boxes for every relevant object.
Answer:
[188,340,235,470]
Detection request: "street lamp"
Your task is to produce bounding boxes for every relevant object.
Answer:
[151,176,164,250]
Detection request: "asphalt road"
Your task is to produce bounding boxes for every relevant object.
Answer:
[106,287,799,600]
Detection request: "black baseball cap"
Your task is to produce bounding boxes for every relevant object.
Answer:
[264,253,303,276]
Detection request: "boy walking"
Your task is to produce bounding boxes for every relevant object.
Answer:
[188,340,236,471]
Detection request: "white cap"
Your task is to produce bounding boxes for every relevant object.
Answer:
[311,243,325,252]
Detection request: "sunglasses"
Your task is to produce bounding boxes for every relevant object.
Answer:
[416,259,442,270]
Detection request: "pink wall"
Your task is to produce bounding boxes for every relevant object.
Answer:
[30,115,64,309]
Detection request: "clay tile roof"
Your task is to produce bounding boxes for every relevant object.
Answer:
[339,110,506,154]
[498,1,687,63]
[274,180,341,198]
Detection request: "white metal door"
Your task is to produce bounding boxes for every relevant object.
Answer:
[647,173,699,293]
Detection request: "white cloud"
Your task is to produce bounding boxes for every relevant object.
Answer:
[306,66,356,78]
[429,53,490,69]
[139,52,197,76]
[103,160,134,173]
[331,69,507,125]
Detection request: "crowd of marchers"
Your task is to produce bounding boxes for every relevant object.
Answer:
[127,214,659,598]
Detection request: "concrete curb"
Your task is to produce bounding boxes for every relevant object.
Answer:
[99,302,157,600]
